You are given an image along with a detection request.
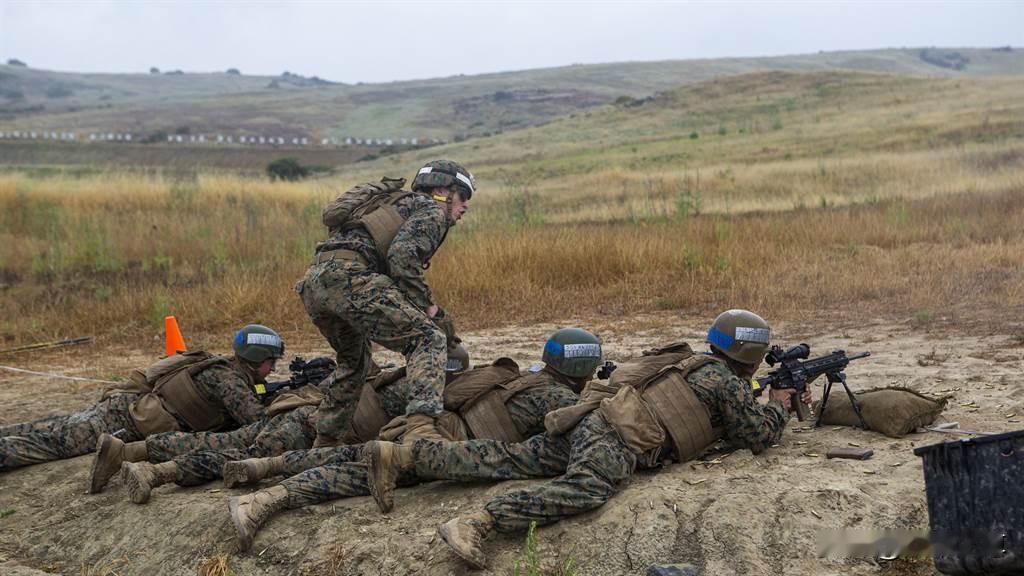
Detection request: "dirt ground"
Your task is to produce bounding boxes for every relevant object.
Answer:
[1,313,1021,576]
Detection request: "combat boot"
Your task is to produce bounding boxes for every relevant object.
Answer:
[222,456,286,488]
[401,413,447,443]
[121,461,182,504]
[88,434,148,494]
[363,440,413,513]
[228,485,289,552]
[437,510,496,569]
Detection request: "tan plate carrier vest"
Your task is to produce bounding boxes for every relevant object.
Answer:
[544,342,724,465]
[321,178,422,265]
[346,358,549,444]
[104,351,242,436]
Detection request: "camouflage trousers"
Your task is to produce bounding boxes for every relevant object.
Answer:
[411,411,637,532]
[297,259,446,440]
[274,444,422,509]
[145,406,317,485]
[0,394,143,472]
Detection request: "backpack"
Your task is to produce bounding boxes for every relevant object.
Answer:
[321,177,415,260]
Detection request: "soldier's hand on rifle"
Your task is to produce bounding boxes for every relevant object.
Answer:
[768,387,797,406]
[799,388,813,406]
[427,304,439,318]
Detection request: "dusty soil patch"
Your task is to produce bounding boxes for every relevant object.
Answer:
[1,314,1020,575]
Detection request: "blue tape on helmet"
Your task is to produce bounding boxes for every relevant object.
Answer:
[707,326,734,350]
[234,330,245,345]
[544,339,564,358]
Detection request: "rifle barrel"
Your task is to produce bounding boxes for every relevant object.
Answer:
[846,351,870,361]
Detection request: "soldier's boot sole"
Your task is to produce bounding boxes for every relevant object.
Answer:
[364,441,398,513]
[121,462,155,505]
[437,518,488,570]
[88,433,123,494]
[228,495,255,552]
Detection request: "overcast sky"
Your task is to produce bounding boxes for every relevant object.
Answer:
[1,1,1021,83]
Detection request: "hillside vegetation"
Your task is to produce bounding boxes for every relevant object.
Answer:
[1,47,1022,142]
[1,70,1022,346]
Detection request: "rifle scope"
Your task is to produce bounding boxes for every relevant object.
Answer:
[764,343,810,366]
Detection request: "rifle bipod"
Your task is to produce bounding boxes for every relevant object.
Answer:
[815,371,868,430]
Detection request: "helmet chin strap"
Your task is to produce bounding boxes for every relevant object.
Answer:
[433,192,456,224]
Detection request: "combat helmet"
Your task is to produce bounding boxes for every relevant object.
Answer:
[233,324,285,363]
[542,328,603,379]
[446,342,471,374]
[411,159,475,200]
[706,310,771,366]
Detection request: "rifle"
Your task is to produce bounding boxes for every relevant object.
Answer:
[255,356,336,404]
[753,344,869,428]
[597,361,617,380]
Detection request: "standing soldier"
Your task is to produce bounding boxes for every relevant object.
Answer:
[1,325,282,478]
[364,310,809,569]
[296,160,474,446]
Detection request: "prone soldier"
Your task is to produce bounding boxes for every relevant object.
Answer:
[226,328,603,552]
[1,325,282,476]
[364,310,808,569]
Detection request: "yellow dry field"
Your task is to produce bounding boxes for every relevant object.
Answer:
[1,71,1022,347]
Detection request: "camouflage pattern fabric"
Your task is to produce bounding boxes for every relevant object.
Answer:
[191,361,267,428]
[0,394,143,471]
[298,193,452,439]
[145,405,318,485]
[275,376,580,508]
[0,361,265,472]
[405,360,792,532]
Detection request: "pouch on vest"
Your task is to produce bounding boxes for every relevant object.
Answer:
[462,391,524,443]
[442,358,520,411]
[321,177,412,261]
[608,341,695,389]
[599,385,666,454]
[129,393,181,436]
[544,380,620,436]
[154,367,227,431]
[267,385,325,418]
[640,359,720,463]
[344,368,407,443]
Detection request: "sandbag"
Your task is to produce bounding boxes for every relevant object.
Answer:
[816,387,948,438]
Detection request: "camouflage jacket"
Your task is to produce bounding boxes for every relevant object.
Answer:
[687,360,790,454]
[319,192,450,310]
[189,359,266,428]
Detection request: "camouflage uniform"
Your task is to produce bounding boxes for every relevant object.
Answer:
[276,375,580,509]
[0,362,264,472]
[144,405,317,485]
[408,360,790,531]
[297,192,452,440]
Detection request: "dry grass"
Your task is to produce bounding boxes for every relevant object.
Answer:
[196,554,235,576]
[2,71,1023,346]
[79,556,130,576]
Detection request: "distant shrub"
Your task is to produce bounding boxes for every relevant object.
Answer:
[266,80,280,89]
[149,67,160,74]
[494,90,514,102]
[993,46,1013,53]
[689,131,699,139]
[174,126,190,135]
[45,84,73,99]
[266,158,310,181]
[164,69,185,76]
[7,59,27,67]
[142,130,168,144]
[226,68,241,75]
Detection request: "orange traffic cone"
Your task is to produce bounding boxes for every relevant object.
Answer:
[165,316,187,357]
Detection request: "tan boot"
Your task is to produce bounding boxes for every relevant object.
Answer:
[228,485,289,552]
[437,510,496,569]
[363,440,413,513]
[121,461,181,504]
[222,456,285,488]
[88,434,147,494]
[401,413,447,443]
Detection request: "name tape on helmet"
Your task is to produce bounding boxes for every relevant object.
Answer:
[563,343,602,358]
[418,166,434,175]
[454,172,475,193]
[246,333,282,348]
[735,327,770,344]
